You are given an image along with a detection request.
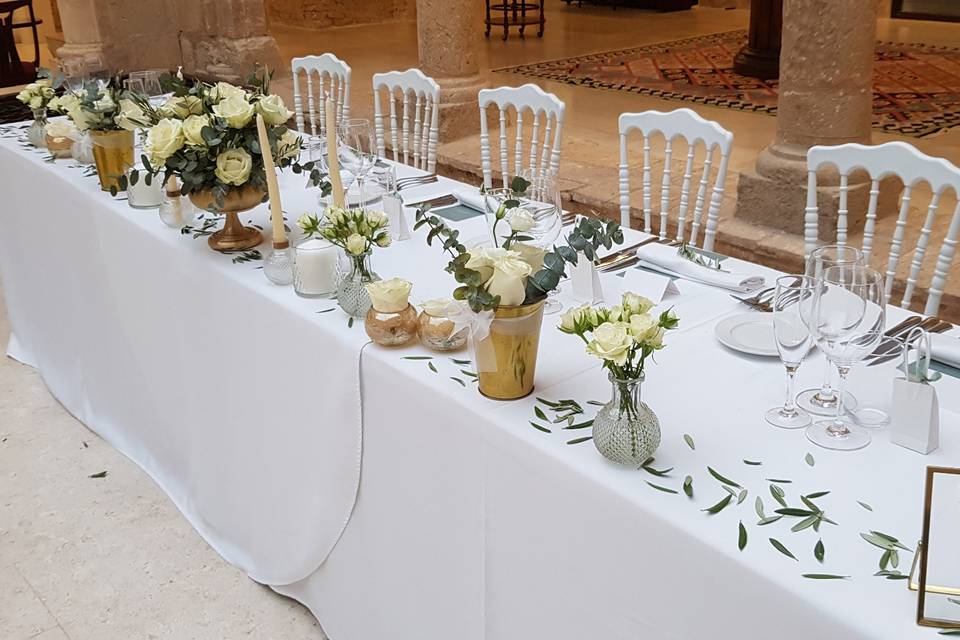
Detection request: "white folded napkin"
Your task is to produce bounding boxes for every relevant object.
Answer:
[930,333,960,368]
[635,242,765,293]
[453,188,487,213]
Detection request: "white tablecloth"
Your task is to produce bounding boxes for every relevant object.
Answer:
[2,129,959,639]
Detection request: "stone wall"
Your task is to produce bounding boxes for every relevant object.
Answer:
[266,0,416,28]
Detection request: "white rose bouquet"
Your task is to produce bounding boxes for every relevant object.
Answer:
[125,69,329,206]
[298,206,390,281]
[414,176,623,312]
[559,293,678,379]
[16,78,56,111]
[59,76,151,132]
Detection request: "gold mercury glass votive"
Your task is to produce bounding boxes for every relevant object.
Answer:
[417,309,468,352]
[45,135,72,158]
[365,304,419,346]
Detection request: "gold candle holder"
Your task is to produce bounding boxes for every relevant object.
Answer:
[365,304,419,346]
[417,309,468,352]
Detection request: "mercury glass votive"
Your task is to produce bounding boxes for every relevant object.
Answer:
[365,304,418,346]
[417,309,468,352]
[263,244,295,285]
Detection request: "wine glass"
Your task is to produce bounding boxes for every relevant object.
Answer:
[796,244,864,415]
[338,118,374,206]
[518,170,563,314]
[59,59,88,94]
[806,265,885,451]
[765,275,817,429]
[123,77,146,96]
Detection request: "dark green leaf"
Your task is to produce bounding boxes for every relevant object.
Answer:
[529,421,551,434]
[880,549,891,570]
[766,478,793,484]
[791,515,819,533]
[769,538,797,561]
[738,521,748,551]
[683,475,693,498]
[566,436,592,445]
[347,317,354,328]
[802,574,848,580]
[88,470,108,479]
[804,491,830,500]
[428,362,438,374]
[642,463,673,477]
[647,481,678,494]
[702,494,732,515]
[775,508,816,517]
[743,460,763,466]
[857,501,873,512]
[402,355,434,360]
[450,377,466,387]
[683,433,695,450]
[535,406,548,421]
[815,539,825,563]
[564,419,593,430]
[707,466,741,488]
[770,484,788,508]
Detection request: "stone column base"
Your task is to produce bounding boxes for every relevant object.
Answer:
[55,42,111,67]
[434,74,486,142]
[735,143,872,241]
[181,35,281,83]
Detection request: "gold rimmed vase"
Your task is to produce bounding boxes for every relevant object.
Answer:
[473,299,546,400]
[90,129,135,192]
[188,185,265,252]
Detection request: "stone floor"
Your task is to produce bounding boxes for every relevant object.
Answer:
[0,285,327,638]
[271,5,960,321]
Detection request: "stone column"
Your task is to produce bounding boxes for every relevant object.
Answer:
[177,0,281,82]
[56,0,181,71]
[734,0,878,237]
[416,0,486,141]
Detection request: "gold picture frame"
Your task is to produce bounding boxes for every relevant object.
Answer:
[912,465,960,629]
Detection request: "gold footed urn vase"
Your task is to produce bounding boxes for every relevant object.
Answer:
[189,185,265,252]
[473,300,546,400]
[90,129,135,192]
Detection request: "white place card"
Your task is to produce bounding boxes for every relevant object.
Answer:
[383,193,410,241]
[571,255,603,304]
[890,378,939,455]
[601,266,680,306]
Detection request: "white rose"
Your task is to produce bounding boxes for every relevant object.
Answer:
[560,305,587,333]
[366,210,388,229]
[466,246,512,285]
[365,278,412,313]
[324,206,347,225]
[422,298,453,317]
[345,233,367,256]
[256,94,292,125]
[67,106,93,132]
[628,313,656,342]
[212,81,247,103]
[159,95,203,119]
[214,147,252,186]
[622,292,655,317]
[45,120,77,141]
[513,242,546,273]
[36,78,51,88]
[29,96,44,109]
[53,93,80,115]
[375,233,391,248]
[486,254,533,306]
[144,118,185,166]
[213,95,255,129]
[182,114,210,146]
[586,322,632,366]
[116,98,147,131]
[507,207,535,232]
[647,326,666,349]
[93,92,115,112]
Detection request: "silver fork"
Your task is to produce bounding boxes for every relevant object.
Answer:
[396,174,438,190]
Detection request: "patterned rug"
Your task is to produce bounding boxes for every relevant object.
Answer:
[493,30,960,138]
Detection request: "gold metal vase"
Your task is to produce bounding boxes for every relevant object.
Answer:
[189,185,265,252]
[473,300,546,400]
[90,129,135,192]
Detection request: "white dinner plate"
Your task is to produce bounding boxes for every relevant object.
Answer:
[714,313,779,357]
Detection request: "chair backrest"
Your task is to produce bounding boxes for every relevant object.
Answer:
[806,141,960,316]
[291,53,351,138]
[617,108,733,252]
[478,83,565,189]
[372,68,440,173]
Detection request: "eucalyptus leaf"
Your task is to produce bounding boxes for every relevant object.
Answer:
[769,538,797,561]
[642,463,673,477]
[402,355,434,360]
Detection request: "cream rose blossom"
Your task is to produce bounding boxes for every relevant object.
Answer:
[212,82,247,103]
[622,292,655,317]
[116,99,147,131]
[256,94,292,126]
[486,253,533,306]
[507,207,535,232]
[345,233,367,256]
[586,322,632,366]
[182,114,210,146]
[145,118,185,166]
[365,278,413,313]
[213,95,255,129]
[45,120,76,141]
[214,148,253,186]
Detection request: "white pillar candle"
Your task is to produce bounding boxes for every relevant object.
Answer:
[294,238,339,298]
[127,168,164,209]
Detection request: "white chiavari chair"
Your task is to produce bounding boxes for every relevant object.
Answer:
[291,53,351,138]
[617,108,733,252]
[478,83,565,189]
[372,68,440,173]
[806,141,960,316]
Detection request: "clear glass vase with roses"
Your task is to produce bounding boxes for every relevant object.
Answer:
[413,191,623,399]
[16,73,57,148]
[559,294,679,465]
[298,206,391,317]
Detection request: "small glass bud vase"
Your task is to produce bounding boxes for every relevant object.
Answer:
[418,309,468,352]
[365,304,418,346]
[263,243,295,286]
[158,181,196,228]
[27,108,48,148]
[592,372,661,466]
[337,252,379,317]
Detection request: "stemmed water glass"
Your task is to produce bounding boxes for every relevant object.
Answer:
[806,265,886,451]
[765,275,817,429]
[796,244,864,415]
[338,118,375,206]
[518,169,563,314]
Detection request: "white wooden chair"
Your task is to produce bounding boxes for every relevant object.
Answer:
[478,83,565,189]
[617,108,733,252]
[805,141,960,316]
[372,68,440,173]
[291,53,351,138]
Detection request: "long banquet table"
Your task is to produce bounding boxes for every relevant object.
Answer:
[1,126,959,639]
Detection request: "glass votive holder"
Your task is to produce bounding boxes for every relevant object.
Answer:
[294,238,339,298]
[263,244,295,286]
[365,304,418,346]
[127,168,164,209]
[158,182,196,228]
[417,309,468,352]
[45,135,72,158]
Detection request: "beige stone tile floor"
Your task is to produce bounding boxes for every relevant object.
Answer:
[271,5,960,321]
[0,283,326,639]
